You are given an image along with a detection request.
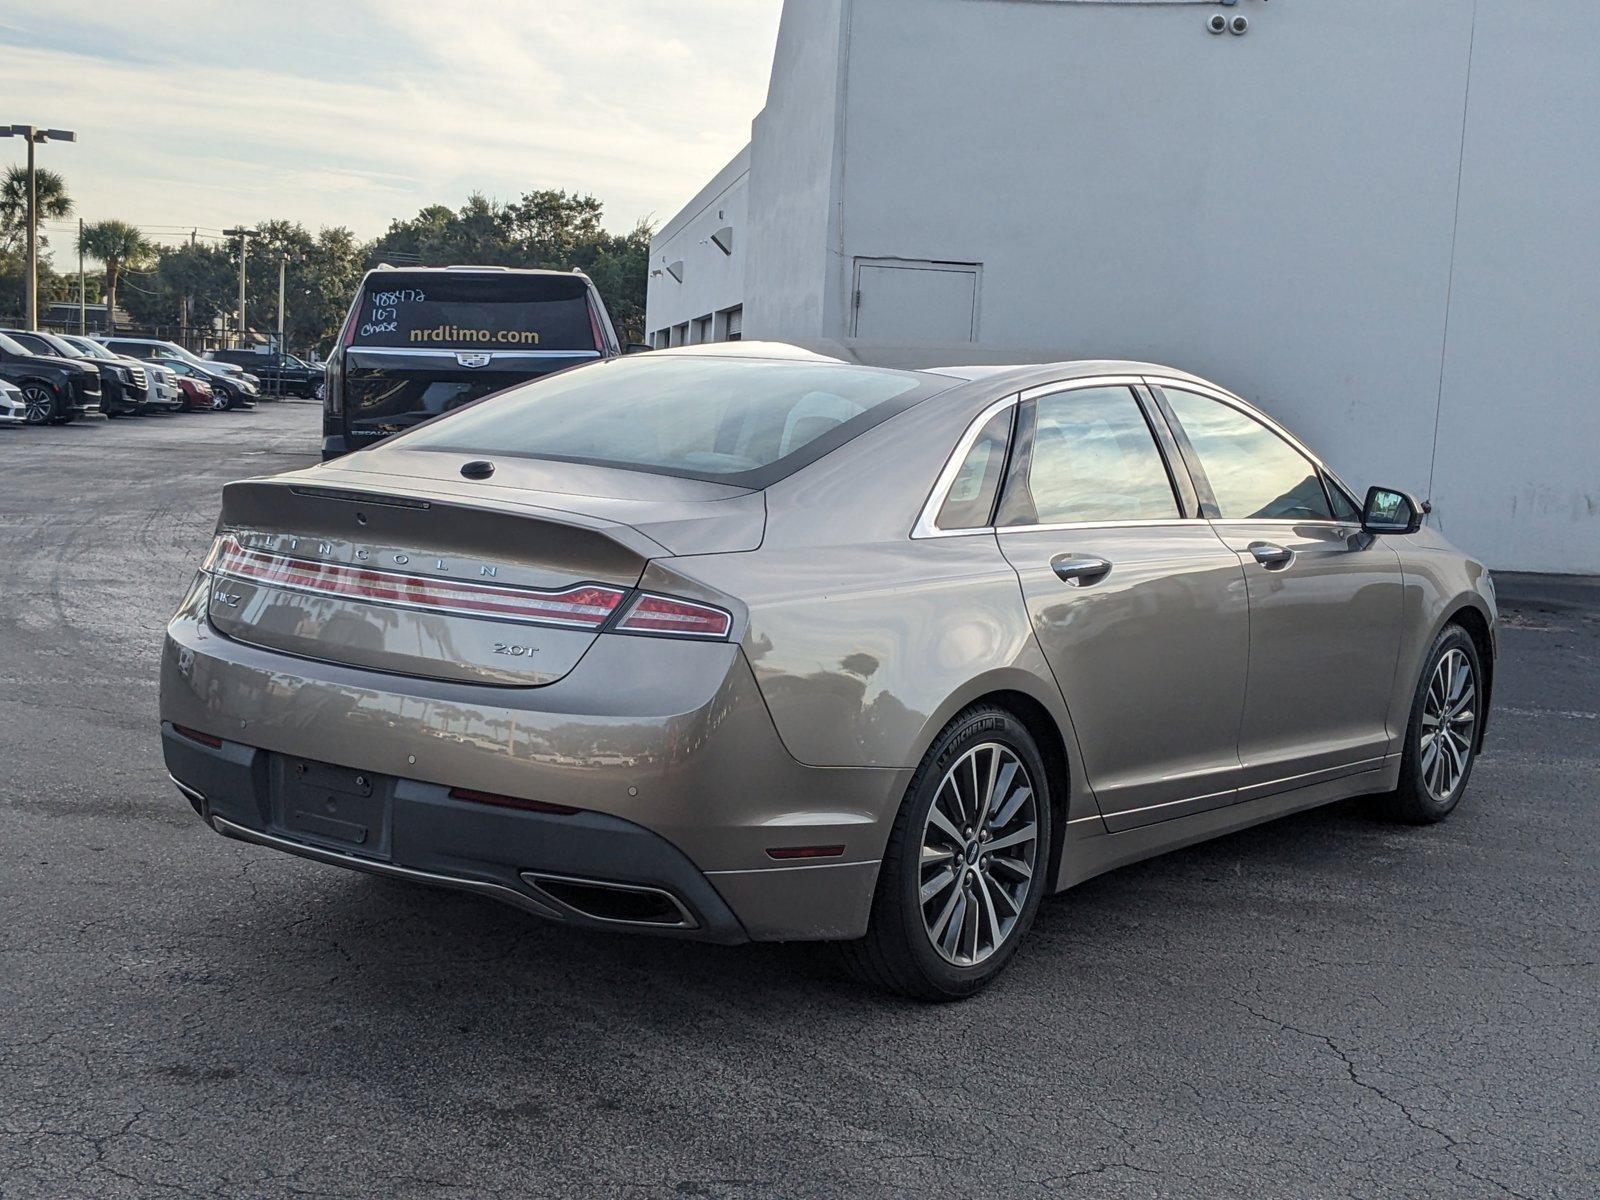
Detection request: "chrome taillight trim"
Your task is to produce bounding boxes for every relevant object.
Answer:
[613,592,733,640]
[208,535,626,630]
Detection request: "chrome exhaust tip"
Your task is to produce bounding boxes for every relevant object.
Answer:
[518,871,697,930]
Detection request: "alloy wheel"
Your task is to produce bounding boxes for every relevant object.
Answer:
[1420,647,1476,802]
[22,384,55,425]
[919,742,1039,966]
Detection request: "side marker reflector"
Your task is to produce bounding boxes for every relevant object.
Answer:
[765,845,846,861]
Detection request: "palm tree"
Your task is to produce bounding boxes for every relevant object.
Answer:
[77,220,153,332]
[0,166,73,250]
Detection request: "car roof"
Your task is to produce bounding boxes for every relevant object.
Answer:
[659,340,1234,394]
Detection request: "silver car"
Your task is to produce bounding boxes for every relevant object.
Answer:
[160,343,1495,998]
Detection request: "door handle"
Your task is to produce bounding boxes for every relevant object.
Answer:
[1050,554,1113,586]
[1248,541,1294,569]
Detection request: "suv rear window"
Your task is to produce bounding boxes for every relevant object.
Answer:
[395,354,940,485]
[352,273,599,351]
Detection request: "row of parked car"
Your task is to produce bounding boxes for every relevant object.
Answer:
[0,332,324,427]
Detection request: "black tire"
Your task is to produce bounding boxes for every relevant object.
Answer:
[840,704,1053,1001]
[21,383,57,425]
[1382,624,1483,824]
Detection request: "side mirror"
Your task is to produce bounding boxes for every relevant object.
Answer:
[1362,486,1425,535]
[625,342,653,354]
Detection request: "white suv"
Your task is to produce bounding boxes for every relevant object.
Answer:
[96,337,260,388]
[0,379,27,425]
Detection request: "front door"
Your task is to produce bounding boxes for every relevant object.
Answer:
[995,381,1250,831]
[1155,384,1405,794]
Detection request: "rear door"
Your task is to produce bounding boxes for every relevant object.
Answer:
[1152,382,1404,792]
[995,379,1250,830]
[336,272,607,451]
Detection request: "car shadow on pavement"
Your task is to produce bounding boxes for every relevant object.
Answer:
[230,792,1401,1017]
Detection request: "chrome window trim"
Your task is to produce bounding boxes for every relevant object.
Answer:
[1142,374,1367,516]
[913,375,1196,540]
[913,372,1367,541]
[1207,517,1361,530]
[1018,374,1151,403]
[910,392,1019,539]
[1000,518,1206,535]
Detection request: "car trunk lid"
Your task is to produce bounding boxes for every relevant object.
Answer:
[206,458,760,687]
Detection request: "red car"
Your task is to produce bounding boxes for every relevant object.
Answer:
[173,374,218,411]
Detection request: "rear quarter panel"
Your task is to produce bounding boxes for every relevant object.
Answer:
[675,388,1100,826]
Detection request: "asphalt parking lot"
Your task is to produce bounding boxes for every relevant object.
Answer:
[2,404,1596,1199]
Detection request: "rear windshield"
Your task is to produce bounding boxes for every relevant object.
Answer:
[352,274,598,351]
[394,354,940,485]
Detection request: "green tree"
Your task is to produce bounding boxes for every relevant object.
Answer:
[583,217,654,345]
[0,247,69,320]
[119,241,234,336]
[77,220,153,330]
[0,166,73,253]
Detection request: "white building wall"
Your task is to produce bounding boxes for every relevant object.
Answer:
[835,0,1474,525]
[648,0,1600,572]
[1429,4,1600,573]
[742,0,850,340]
[645,146,750,347]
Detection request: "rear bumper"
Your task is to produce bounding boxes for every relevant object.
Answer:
[164,725,751,942]
[158,575,903,942]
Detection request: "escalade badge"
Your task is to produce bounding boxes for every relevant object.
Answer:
[455,352,493,368]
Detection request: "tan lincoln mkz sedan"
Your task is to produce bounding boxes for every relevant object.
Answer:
[161,342,1496,999]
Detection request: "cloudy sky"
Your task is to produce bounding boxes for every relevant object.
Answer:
[2,1,781,265]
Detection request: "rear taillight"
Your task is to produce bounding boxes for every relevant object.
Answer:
[201,536,733,642]
[614,593,732,640]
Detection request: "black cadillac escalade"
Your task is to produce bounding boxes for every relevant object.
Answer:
[0,330,102,424]
[321,265,622,459]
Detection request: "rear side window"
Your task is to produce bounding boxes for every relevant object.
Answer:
[1162,388,1333,521]
[9,333,54,355]
[999,387,1179,526]
[397,354,936,485]
[936,407,1012,529]
[353,274,599,351]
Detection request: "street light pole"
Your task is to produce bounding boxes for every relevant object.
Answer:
[77,216,85,334]
[277,255,286,356]
[223,227,253,347]
[2,124,77,330]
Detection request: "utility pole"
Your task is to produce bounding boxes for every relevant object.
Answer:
[183,230,196,349]
[1,124,77,330]
[77,216,86,334]
[223,227,253,347]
